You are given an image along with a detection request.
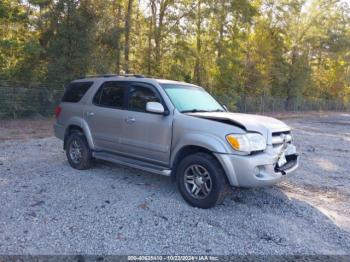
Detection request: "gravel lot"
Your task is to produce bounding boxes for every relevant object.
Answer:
[0,113,349,255]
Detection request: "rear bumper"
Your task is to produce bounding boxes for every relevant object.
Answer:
[214,145,299,187]
[54,123,65,141]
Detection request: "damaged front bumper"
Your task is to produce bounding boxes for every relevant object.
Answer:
[214,144,299,187]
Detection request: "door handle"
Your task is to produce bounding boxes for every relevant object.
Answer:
[87,112,95,117]
[125,117,136,123]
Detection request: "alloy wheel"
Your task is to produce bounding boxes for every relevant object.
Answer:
[69,139,83,164]
[184,164,212,199]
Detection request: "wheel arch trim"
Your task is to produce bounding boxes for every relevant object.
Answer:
[64,117,95,150]
[170,133,230,165]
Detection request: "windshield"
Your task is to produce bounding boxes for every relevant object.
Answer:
[161,84,224,113]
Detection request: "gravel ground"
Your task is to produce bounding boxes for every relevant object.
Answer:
[0,113,349,255]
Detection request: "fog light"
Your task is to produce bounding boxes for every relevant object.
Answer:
[254,167,264,178]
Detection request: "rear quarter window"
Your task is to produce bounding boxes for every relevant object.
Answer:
[62,81,93,103]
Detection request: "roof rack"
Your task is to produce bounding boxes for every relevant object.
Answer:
[81,74,146,79]
[123,74,146,78]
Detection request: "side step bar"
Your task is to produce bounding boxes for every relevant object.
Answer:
[93,151,171,176]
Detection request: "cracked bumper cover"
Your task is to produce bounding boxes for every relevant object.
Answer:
[214,144,299,187]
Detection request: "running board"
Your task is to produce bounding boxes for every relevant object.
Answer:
[93,151,171,176]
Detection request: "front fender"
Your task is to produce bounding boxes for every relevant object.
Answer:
[170,132,231,165]
[65,117,95,150]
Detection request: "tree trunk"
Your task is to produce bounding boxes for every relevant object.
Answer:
[115,0,122,74]
[194,0,202,85]
[152,0,171,76]
[147,17,153,75]
[217,0,225,60]
[155,4,165,67]
[285,46,297,110]
[124,0,134,73]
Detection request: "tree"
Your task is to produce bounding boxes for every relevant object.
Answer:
[124,0,133,73]
[0,0,41,83]
[43,0,98,85]
[1,0,350,112]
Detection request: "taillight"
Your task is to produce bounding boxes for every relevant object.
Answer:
[55,106,62,118]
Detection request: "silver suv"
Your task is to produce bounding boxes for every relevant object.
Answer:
[54,75,299,208]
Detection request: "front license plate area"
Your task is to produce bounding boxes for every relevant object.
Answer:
[277,151,287,167]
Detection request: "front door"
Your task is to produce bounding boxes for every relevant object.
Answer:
[120,82,173,166]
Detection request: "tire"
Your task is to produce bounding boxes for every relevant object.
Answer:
[65,130,93,170]
[176,152,228,208]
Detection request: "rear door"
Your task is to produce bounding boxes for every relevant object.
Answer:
[85,81,129,153]
[120,82,173,166]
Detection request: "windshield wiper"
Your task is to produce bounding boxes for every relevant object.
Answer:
[207,109,225,112]
[181,109,224,113]
[180,109,210,113]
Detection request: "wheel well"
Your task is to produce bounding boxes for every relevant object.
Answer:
[170,145,214,181]
[63,125,84,150]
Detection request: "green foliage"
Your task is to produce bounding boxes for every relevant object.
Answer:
[43,0,99,85]
[0,0,349,109]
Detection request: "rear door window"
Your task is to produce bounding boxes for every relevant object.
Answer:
[93,81,126,109]
[62,81,93,103]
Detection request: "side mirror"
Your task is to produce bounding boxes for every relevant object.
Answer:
[146,102,165,114]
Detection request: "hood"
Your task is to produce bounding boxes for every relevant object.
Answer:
[188,112,290,137]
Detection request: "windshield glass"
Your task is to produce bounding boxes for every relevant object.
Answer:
[161,84,224,113]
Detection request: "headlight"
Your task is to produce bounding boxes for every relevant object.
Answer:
[226,133,266,153]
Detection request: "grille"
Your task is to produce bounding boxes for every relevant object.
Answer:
[271,131,292,145]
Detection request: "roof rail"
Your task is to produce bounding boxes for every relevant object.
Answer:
[81,74,146,79]
[123,74,146,78]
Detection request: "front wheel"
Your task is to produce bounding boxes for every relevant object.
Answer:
[176,153,228,208]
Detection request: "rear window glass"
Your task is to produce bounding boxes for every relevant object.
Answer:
[62,81,93,103]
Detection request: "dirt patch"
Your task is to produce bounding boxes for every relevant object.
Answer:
[266,110,350,120]
[0,118,54,142]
